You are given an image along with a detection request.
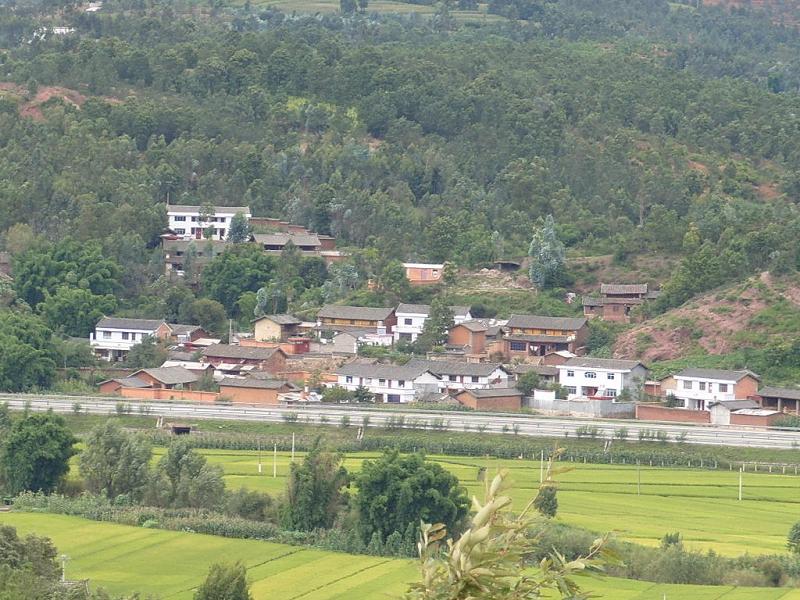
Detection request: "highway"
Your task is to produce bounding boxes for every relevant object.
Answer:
[2,394,799,449]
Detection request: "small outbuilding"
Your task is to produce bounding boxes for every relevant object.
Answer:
[454,387,522,412]
[218,377,300,405]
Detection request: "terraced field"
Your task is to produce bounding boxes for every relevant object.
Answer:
[5,513,800,600]
[173,448,800,555]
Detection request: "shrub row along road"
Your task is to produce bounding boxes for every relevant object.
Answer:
[4,394,800,449]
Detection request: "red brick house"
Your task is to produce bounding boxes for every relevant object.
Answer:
[201,344,287,374]
[582,283,660,323]
[454,388,522,412]
[502,315,588,358]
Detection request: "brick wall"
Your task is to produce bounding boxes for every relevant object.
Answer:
[119,388,219,403]
[636,404,710,423]
[730,412,781,427]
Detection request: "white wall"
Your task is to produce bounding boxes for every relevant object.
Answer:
[558,365,646,400]
[670,377,737,410]
[167,209,250,241]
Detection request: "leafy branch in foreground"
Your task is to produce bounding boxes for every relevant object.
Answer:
[407,452,616,599]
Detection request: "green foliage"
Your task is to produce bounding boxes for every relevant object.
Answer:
[788,522,800,554]
[38,286,117,338]
[146,439,226,510]
[0,412,76,495]
[202,245,276,316]
[227,212,251,244]
[533,483,558,518]
[528,215,567,290]
[12,239,120,309]
[515,371,540,395]
[281,443,349,532]
[0,311,57,392]
[183,298,227,336]
[356,450,469,544]
[415,298,454,352]
[80,421,152,502]
[123,335,169,369]
[194,562,252,600]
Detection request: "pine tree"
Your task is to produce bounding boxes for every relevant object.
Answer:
[227,212,250,243]
[528,214,566,289]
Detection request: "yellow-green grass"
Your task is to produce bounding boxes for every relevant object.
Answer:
[159,449,800,555]
[3,513,800,600]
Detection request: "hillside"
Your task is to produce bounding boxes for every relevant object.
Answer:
[614,272,800,363]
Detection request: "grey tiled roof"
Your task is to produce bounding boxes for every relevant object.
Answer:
[135,367,199,385]
[406,359,507,377]
[600,283,648,295]
[562,357,646,371]
[219,377,298,390]
[336,361,437,381]
[96,317,165,331]
[709,399,760,410]
[201,344,282,360]
[253,314,301,325]
[253,233,321,247]
[167,205,250,214]
[506,314,587,331]
[318,305,395,321]
[758,386,800,401]
[459,387,522,398]
[673,368,760,382]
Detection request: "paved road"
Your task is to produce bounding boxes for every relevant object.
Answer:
[3,394,799,449]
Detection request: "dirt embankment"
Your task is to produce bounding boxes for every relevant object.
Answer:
[613,273,800,362]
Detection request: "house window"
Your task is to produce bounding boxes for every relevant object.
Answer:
[398,380,405,387]
[566,386,577,395]
[566,370,574,378]
[683,380,693,389]
[719,383,728,393]
[471,376,479,383]
[174,215,186,221]
[102,331,111,339]
[509,341,526,352]
[404,318,413,325]
[219,217,227,223]
[122,332,129,340]
[379,378,386,385]
[365,378,372,384]
[607,373,615,380]
[699,382,706,391]
[345,376,353,384]
[606,389,617,397]
[191,216,197,222]
[585,372,597,379]
[449,375,457,382]
[175,228,185,235]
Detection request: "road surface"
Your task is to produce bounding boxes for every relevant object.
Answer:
[3,394,799,450]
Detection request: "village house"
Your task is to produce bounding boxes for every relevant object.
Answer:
[250,232,343,264]
[253,314,302,342]
[317,305,396,345]
[406,359,510,392]
[403,263,444,286]
[557,357,648,400]
[394,304,471,343]
[98,366,198,394]
[582,283,660,323]
[90,317,172,362]
[660,368,761,411]
[454,388,523,412]
[166,204,251,241]
[201,344,287,374]
[334,361,441,403]
[756,386,800,415]
[218,377,300,405]
[447,319,489,355]
[161,239,229,283]
[502,315,589,358]
[513,363,559,385]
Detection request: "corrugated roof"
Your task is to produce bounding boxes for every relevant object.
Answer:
[253,233,321,247]
[336,361,436,381]
[134,366,199,385]
[407,359,507,377]
[563,357,646,371]
[600,283,648,295]
[219,377,298,390]
[673,368,761,382]
[96,317,165,331]
[506,314,587,331]
[253,314,301,325]
[733,408,781,416]
[318,305,395,321]
[201,344,282,360]
[758,386,800,401]
[456,319,489,333]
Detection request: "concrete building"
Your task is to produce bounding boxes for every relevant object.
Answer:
[334,361,441,403]
[166,205,251,241]
[405,359,509,392]
[394,304,471,343]
[90,317,171,362]
[557,357,648,400]
[253,314,302,342]
[661,368,761,411]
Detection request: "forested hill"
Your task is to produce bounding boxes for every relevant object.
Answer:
[0,0,800,314]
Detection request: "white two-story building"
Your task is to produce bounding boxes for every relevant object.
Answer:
[393,304,471,343]
[334,362,441,403]
[90,317,171,362]
[404,359,509,392]
[557,357,648,401]
[166,204,251,241]
[660,368,761,411]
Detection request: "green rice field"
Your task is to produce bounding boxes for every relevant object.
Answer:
[160,448,800,556]
[4,513,800,600]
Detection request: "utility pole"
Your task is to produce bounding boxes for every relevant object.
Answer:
[273,443,277,478]
[637,461,641,496]
[291,432,295,462]
[60,555,69,583]
[738,466,743,501]
[539,450,544,484]
[258,438,262,474]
